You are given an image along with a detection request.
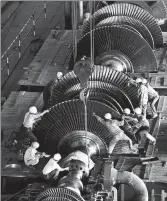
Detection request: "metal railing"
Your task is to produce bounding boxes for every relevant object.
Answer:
[1,1,49,76]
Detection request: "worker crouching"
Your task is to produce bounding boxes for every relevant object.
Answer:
[93,112,133,154]
[133,108,156,145]
[123,108,138,142]
[24,142,50,167]
[43,154,69,180]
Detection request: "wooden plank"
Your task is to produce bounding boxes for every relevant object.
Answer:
[1,92,43,130]
[10,91,26,107]
[34,93,43,109]
[144,114,161,180]
[164,76,167,86]
[157,96,165,113]
[35,64,52,84]
[3,92,42,108]
[150,74,167,89]
[18,29,81,89]
[162,32,167,44]
[150,76,157,87]
[146,114,161,157]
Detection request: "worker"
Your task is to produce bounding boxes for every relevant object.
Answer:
[123,108,138,124]
[21,106,49,144]
[142,79,159,118]
[137,78,148,118]
[43,153,69,180]
[23,106,49,137]
[133,107,149,130]
[83,13,91,25]
[122,108,138,142]
[123,108,130,116]
[128,77,141,87]
[133,108,156,144]
[93,113,133,154]
[24,142,50,166]
[43,72,63,109]
[128,78,143,108]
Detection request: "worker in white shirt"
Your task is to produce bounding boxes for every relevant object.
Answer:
[23,106,49,129]
[137,78,148,118]
[130,77,142,106]
[123,108,138,124]
[93,113,133,154]
[43,72,63,109]
[83,13,91,25]
[22,106,49,142]
[133,108,156,144]
[122,108,138,142]
[142,79,159,118]
[24,142,50,166]
[43,154,69,180]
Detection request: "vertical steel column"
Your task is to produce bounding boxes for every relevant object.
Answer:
[18,34,21,58]
[151,189,155,201]
[32,14,36,36]
[161,190,167,201]
[44,1,47,19]
[7,55,9,76]
[78,1,83,25]
[64,2,72,29]
[120,184,125,201]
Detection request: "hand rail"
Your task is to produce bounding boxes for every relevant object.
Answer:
[1,1,49,76]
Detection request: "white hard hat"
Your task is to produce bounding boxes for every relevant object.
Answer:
[142,79,147,84]
[84,13,91,18]
[53,153,61,161]
[134,108,142,115]
[104,113,112,120]
[57,72,63,79]
[31,142,39,149]
[136,78,142,83]
[123,108,130,115]
[29,106,37,114]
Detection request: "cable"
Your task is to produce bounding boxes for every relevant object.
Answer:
[83,96,90,170]
[89,1,93,64]
[74,1,78,63]
[72,1,78,65]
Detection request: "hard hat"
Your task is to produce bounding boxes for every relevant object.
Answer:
[104,113,112,120]
[136,78,142,83]
[29,106,37,114]
[123,108,130,115]
[53,153,61,161]
[57,72,63,79]
[142,79,147,84]
[134,108,142,115]
[84,13,91,18]
[31,142,39,149]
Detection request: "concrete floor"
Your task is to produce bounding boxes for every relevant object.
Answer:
[1,1,65,98]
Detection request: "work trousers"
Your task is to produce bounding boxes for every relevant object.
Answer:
[108,132,132,154]
[21,126,37,143]
[141,104,147,118]
[44,169,60,180]
[150,96,159,116]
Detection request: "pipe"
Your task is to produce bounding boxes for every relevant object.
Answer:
[78,1,83,25]
[117,171,148,201]
[64,2,72,29]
